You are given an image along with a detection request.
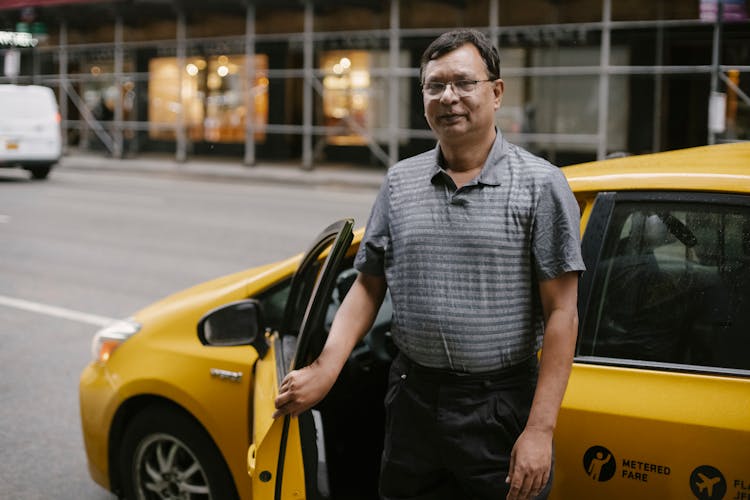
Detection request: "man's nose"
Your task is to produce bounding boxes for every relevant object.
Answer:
[439,82,460,103]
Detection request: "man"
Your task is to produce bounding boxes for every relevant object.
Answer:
[274,29,585,500]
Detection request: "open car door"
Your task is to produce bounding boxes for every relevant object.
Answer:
[249,219,354,500]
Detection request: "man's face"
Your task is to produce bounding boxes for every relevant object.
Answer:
[422,43,504,146]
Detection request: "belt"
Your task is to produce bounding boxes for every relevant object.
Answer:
[397,353,538,384]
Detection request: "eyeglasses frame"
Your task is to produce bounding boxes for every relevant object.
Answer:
[420,79,496,98]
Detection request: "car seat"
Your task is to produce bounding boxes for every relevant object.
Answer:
[595,214,689,362]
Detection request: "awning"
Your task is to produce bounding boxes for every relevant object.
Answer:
[0,0,112,11]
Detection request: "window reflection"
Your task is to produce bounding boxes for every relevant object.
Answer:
[580,201,750,371]
[320,49,411,146]
[148,54,268,143]
[322,51,372,146]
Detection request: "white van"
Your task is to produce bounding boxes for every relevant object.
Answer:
[0,84,62,180]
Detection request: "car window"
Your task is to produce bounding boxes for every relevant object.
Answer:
[324,267,393,336]
[578,199,750,372]
[257,279,292,332]
[256,261,394,331]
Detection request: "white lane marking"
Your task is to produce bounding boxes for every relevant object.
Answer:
[0,295,116,327]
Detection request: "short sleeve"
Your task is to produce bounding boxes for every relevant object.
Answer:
[531,168,586,280]
[354,178,391,276]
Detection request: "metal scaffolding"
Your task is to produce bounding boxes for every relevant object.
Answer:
[2,0,748,167]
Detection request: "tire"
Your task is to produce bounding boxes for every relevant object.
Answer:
[119,405,239,500]
[27,165,51,180]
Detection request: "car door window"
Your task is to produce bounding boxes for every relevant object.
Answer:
[261,264,395,365]
[258,281,292,332]
[578,194,750,372]
[324,267,395,359]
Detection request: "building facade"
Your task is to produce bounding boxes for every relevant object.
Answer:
[1,0,748,168]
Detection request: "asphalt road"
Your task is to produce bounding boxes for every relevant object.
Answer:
[0,165,378,499]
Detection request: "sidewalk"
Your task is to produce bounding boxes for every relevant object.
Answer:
[58,151,386,190]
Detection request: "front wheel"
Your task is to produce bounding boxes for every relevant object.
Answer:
[26,165,52,180]
[119,405,238,500]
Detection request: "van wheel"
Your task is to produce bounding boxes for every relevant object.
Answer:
[119,405,238,500]
[27,166,51,180]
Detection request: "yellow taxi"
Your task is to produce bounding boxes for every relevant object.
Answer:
[79,142,750,500]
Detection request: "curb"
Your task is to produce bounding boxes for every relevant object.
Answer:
[58,154,385,190]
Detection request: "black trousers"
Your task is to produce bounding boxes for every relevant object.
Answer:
[379,353,553,500]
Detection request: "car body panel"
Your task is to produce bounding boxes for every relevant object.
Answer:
[249,335,306,499]
[79,363,117,488]
[552,365,750,499]
[80,323,259,496]
[552,142,750,499]
[80,261,297,499]
[252,335,281,463]
[564,142,750,195]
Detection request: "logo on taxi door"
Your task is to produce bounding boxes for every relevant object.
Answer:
[583,445,616,482]
[690,465,726,500]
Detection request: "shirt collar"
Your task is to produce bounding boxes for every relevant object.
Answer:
[429,130,509,187]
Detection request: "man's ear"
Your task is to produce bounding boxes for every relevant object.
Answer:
[493,79,505,110]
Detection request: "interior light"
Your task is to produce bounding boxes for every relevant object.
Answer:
[218,55,229,65]
[350,71,370,88]
[340,57,351,70]
[352,94,366,108]
[207,73,221,89]
[186,63,199,76]
[217,65,229,77]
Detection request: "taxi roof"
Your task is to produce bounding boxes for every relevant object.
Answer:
[562,142,750,195]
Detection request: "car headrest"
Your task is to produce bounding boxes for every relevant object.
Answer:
[643,214,670,248]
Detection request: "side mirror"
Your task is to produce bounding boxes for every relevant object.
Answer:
[197,299,269,358]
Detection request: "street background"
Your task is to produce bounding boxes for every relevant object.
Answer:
[0,158,380,499]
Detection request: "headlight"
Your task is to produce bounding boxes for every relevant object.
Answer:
[91,318,141,364]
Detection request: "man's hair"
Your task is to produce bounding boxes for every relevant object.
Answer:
[420,29,501,83]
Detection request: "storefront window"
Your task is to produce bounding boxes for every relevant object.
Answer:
[495,48,527,136]
[322,50,371,146]
[528,46,629,153]
[722,68,750,141]
[148,54,268,143]
[76,58,136,151]
[320,49,411,146]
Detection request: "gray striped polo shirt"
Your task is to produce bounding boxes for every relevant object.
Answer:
[354,132,585,372]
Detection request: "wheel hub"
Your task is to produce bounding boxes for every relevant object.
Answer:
[134,432,211,499]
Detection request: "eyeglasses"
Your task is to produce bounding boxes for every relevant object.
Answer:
[421,79,494,98]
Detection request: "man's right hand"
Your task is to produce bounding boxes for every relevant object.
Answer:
[273,358,338,418]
